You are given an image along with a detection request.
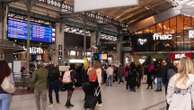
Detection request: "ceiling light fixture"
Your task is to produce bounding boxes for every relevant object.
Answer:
[145,6,150,10]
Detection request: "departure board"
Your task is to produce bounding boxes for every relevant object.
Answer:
[7,17,55,43]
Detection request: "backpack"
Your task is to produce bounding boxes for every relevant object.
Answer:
[62,70,72,83]
[88,69,97,82]
[169,85,194,110]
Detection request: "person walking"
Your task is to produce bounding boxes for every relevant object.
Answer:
[155,62,163,91]
[136,64,144,88]
[0,61,15,110]
[163,59,177,109]
[118,65,124,84]
[106,65,114,86]
[147,63,154,89]
[88,61,103,107]
[47,64,60,106]
[127,62,137,92]
[32,63,48,110]
[62,65,76,108]
[124,65,130,90]
[167,57,194,110]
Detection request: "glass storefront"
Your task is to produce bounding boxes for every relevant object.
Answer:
[136,15,194,51]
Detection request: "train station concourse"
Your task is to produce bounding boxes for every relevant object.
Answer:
[1,0,194,110]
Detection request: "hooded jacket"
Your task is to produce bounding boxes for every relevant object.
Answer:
[167,73,194,110]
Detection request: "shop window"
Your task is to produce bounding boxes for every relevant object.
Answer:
[156,23,163,33]
[170,16,177,34]
[192,17,194,27]
[177,15,184,34]
[184,16,192,30]
[163,19,170,34]
[150,25,156,33]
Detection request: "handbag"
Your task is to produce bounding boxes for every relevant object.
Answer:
[1,76,16,94]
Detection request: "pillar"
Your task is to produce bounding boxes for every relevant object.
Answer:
[0,21,2,40]
[90,31,97,47]
[0,3,8,61]
[53,23,65,65]
[117,36,123,65]
[0,3,8,40]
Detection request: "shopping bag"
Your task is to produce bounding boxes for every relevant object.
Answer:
[84,87,101,109]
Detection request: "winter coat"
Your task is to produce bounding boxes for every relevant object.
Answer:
[167,73,194,110]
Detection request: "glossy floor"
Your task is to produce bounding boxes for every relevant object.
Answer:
[11,84,166,110]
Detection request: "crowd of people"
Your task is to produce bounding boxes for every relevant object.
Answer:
[1,56,194,110]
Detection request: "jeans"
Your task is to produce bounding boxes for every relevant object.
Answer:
[118,75,124,84]
[34,90,47,110]
[106,75,113,86]
[0,94,11,110]
[156,77,162,91]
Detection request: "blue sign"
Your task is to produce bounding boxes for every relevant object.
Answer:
[7,18,55,43]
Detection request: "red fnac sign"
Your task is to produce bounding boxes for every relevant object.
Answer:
[169,52,192,60]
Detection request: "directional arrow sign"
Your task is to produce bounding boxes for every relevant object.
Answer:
[74,0,138,12]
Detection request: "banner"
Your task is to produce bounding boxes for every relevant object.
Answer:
[74,0,138,12]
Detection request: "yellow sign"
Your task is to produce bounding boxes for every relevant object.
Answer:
[83,57,89,70]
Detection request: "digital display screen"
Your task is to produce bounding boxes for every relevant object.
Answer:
[7,17,55,43]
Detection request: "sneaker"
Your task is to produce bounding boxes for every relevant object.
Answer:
[97,103,103,107]
[65,103,74,108]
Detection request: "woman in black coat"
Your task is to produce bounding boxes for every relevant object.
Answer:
[127,62,137,92]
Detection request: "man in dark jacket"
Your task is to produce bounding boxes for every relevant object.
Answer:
[47,64,61,105]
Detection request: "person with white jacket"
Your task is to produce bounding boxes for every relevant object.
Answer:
[167,57,194,110]
[106,65,114,86]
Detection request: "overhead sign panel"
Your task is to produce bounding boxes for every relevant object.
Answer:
[74,0,138,12]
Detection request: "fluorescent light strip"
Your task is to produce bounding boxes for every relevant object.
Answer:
[69,59,84,63]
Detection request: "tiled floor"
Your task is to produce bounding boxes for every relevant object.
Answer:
[11,84,166,110]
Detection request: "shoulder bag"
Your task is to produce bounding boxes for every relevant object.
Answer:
[1,76,16,94]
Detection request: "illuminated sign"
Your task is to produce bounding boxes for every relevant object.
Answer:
[29,47,44,54]
[99,53,108,60]
[189,30,194,39]
[7,18,55,43]
[100,34,117,41]
[175,53,186,59]
[38,0,73,11]
[169,52,192,60]
[153,33,173,40]
[74,0,138,12]
[138,38,147,45]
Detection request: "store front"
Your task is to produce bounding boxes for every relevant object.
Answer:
[124,15,194,64]
[63,25,118,65]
